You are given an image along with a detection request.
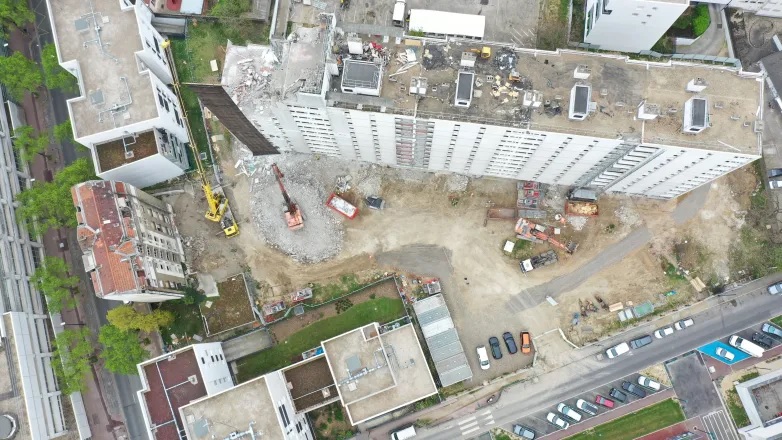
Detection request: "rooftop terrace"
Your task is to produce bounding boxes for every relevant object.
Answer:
[327,38,763,154]
[179,377,283,440]
[96,130,159,173]
[281,355,339,413]
[49,0,158,139]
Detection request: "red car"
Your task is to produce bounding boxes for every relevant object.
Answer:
[595,395,615,409]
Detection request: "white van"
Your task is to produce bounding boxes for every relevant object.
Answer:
[730,335,765,358]
[390,426,416,440]
[392,0,406,26]
[476,345,490,370]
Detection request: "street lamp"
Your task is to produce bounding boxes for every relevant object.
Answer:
[59,322,85,327]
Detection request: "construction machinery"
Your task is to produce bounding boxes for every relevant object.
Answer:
[161,40,238,237]
[469,46,492,59]
[515,218,578,254]
[271,164,304,230]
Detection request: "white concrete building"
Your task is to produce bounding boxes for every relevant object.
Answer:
[1,89,90,440]
[706,0,782,16]
[222,22,764,200]
[46,0,189,188]
[582,0,690,53]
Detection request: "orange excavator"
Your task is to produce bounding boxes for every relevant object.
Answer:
[271,163,304,230]
[514,218,578,254]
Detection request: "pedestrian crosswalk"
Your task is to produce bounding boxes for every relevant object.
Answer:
[458,410,495,437]
[701,410,739,440]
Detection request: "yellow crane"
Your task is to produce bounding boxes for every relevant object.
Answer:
[162,40,239,237]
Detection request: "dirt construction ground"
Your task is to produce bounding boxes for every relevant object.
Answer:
[165,145,758,384]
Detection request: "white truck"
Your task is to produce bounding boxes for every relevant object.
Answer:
[392,0,406,26]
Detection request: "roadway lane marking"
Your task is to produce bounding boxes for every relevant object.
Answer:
[459,421,478,430]
[461,426,480,436]
[702,410,739,440]
[480,410,491,416]
[458,416,476,425]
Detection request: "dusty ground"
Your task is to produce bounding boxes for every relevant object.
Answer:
[167,143,754,382]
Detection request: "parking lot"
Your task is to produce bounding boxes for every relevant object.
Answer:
[500,371,671,438]
[666,352,722,418]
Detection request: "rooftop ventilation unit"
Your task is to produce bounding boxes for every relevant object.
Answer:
[460,52,477,68]
[523,90,543,108]
[574,65,592,80]
[682,97,709,133]
[188,375,199,385]
[686,78,707,93]
[455,71,474,108]
[347,36,363,55]
[409,77,428,96]
[568,84,592,120]
[637,100,660,120]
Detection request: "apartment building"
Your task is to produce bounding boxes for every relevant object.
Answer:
[582,0,689,52]
[71,180,186,302]
[46,0,189,188]
[221,20,764,200]
[1,91,89,438]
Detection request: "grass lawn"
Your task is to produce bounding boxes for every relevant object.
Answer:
[158,300,205,346]
[773,315,782,327]
[566,399,684,440]
[236,297,406,381]
[727,371,761,427]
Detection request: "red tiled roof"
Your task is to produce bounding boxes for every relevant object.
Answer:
[71,181,142,297]
[140,349,207,440]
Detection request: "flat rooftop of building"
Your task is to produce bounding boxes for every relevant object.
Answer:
[0,314,32,440]
[140,348,207,440]
[49,0,157,139]
[281,355,339,413]
[322,323,396,406]
[95,130,158,173]
[748,376,782,424]
[179,376,283,440]
[324,38,762,155]
[344,324,438,424]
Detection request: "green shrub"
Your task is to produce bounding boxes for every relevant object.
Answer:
[693,4,711,36]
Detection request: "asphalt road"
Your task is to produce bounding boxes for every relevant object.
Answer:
[417,273,782,439]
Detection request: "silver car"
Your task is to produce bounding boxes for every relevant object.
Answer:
[768,281,782,295]
[771,180,782,189]
[546,412,570,430]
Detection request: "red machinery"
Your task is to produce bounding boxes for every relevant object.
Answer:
[271,164,304,230]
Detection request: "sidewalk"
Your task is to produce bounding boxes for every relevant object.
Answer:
[7,25,127,440]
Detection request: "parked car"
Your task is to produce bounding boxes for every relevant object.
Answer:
[769,168,782,178]
[622,381,647,398]
[752,332,774,349]
[637,376,661,391]
[489,337,502,360]
[763,322,782,339]
[770,180,782,189]
[605,342,630,359]
[557,403,582,422]
[730,335,765,358]
[674,317,694,330]
[768,281,782,295]
[503,332,518,354]
[654,326,674,339]
[512,424,536,439]
[476,346,490,370]
[546,412,570,430]
[630,335,653,349]
[521,331,532,354]
[608,388,627,402]
[576,399,599,416]
[595,395,615,408]
[715,347,735,361]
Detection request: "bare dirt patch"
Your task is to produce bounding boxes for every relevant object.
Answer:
[200,274,256,336]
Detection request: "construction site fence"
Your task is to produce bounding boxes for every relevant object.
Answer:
[262,275,402,326]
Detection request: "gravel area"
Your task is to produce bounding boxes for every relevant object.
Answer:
[567,215,588,231]
[615,205,641,226]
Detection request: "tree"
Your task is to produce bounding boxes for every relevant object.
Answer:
[52,328,94,395]
[41,44,77,92]
[0,0,34,35]
[11,125,50,162]
[98,325,148,375]
[31,256,78,313]
[15,157,97,234]
[107,305,174,333]
[53,120,86,150]
[0,52,42,100]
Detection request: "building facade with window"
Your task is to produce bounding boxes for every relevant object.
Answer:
[71,180,187,302]
[47,0,189,188]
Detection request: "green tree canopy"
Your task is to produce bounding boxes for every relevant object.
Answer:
[0,0,34,34]
[0,52,42,100]
[107,305,174,333]
[52,120,86,150]
[41,43,77,92]
[31,256,78,313]
[11,124,50,162]
[98,325,148,375]
[52,328,94,395]
[15,157,97,234]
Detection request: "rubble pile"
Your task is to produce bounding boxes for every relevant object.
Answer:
[615,205,641,226]
[494,48,518,71]
[421,45,448,70]
[567,216,588,231]
[445,174,470,192]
